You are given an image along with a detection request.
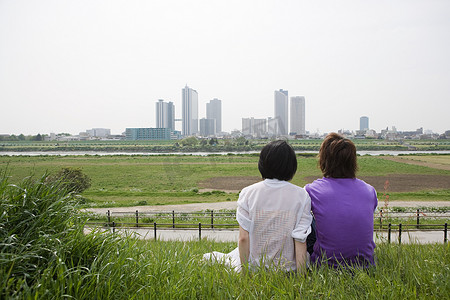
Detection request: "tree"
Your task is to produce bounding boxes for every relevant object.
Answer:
[48,167,91,193]
[180,136,199,147]
[33,134,43,141]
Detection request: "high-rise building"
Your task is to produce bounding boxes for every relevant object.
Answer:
[290,96,306,135]
[360,116,369,131]
[274,89,289,135]
[182,85,198,136]
[199,118,216,137]
[156,99,175,131]
[206,98,222,134]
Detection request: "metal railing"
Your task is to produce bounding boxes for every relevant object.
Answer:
[84,209,449,243]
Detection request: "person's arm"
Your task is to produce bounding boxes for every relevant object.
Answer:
[238,226,250,266]
[294,240,307,274]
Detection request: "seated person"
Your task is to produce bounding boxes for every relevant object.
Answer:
[204,140,313,273]
[305,133,378,268]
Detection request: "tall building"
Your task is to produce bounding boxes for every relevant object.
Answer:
[199,118,216,137]
[274,89,289,135]
[156,99,175,131]
[290,96,306,135]
[206,98,222,134]
[360,116,369,131]
[182,85,198,136]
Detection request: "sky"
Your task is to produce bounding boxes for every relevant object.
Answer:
[1,0,449,135]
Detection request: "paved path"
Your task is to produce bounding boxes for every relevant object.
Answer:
[85,200,449,215]
[85,227,448,244]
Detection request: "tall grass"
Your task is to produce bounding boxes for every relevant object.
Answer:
[1,173,449,299]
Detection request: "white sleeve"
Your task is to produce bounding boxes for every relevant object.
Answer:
[236,190,251,232]
[291,192,313,243]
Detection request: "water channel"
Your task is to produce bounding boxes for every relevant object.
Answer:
[2,150,450,156]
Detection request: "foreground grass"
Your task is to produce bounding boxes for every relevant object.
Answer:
[1,173,449,299]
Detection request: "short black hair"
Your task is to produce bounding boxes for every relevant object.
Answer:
[258,140,297,181]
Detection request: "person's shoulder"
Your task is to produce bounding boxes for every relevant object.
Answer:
[240,180,264,193]
[354,178,376,190]
[285,182,309,197]
[305,177,326,191]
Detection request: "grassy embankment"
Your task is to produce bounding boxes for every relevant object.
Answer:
[1,154,449,208]
[1,174,449,299]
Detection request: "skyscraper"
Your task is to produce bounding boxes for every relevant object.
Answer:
[274,89,288,135]
[182,85,198,136]
[206,98,222,134]
[290,96,305,135]
[156,99,175,131]
[360,116,369,131]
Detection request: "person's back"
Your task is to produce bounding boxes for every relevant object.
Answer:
[238,179,311,270]
[306,133,377,268]
[306,177,377,267]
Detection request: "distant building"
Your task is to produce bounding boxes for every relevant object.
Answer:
[360,116,369,131]
[86,128,111,138]
[274,89,289,135]
[242,117,267,137]
[206,98,222,134]
[199,118,216,137]
[125,128,171,140]
[156,99,175,131]
[267,117,278,137]
[182,85,198,136]
[290,96,305,135]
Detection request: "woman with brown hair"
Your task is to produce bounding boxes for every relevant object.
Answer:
[305,133,377,268]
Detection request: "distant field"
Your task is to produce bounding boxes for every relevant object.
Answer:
[1,154,449,207]
[1,138,450,152]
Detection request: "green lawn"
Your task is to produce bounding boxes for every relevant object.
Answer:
[1,154,449,207]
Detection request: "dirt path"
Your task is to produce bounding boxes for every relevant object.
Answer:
[380,156,450,171]
[85,200,449,215]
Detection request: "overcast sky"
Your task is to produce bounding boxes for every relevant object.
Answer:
[1,0,449,135]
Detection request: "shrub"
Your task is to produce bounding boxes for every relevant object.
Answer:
[48,167,91,193]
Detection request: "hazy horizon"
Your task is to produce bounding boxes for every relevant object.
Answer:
[1,0,449,135]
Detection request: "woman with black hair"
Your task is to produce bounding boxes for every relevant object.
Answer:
[204,140,313,273]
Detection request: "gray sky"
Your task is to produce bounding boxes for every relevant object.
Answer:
[1,0,449,135]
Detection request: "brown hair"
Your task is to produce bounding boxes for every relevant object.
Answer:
[319,133,357,178]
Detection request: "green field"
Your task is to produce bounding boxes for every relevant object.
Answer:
[1,154,449,207]
[1,138,450,152]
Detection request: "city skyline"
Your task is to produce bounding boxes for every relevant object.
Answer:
[1,1,449,135]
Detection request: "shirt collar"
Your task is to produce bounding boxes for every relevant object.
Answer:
[263,178,288,187]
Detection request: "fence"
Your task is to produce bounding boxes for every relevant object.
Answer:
[85,209,449,243]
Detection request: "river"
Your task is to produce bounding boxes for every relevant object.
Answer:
[2,150,450,156]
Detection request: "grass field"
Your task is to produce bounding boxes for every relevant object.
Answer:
[1,154,449,207]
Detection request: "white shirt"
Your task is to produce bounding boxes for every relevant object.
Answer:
[236,179,312,271]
